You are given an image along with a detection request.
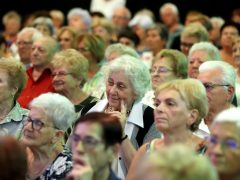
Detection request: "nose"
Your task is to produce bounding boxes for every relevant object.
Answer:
[211,142,223,155]
[76,141,85,154]
[155,102,164,112]
[109,85,117,95]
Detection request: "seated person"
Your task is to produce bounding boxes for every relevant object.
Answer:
[68,112,122,180]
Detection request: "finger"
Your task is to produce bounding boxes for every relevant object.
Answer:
[121,100,127,115]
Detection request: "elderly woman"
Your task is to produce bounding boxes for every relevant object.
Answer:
[126,78,209,180]
[0,57,28,139]
[84,54,161,178]
[57,26,77,50]
[33,17,55,37]
[75,33,106,99]
[51,49,97,113]
[92,17,114,46]
[136,144,218,180]
[21,92,76,179]
[142,49,188,108]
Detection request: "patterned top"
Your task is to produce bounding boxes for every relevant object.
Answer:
[0,101,28,139]
[82,68,106,99]
[36,148,72,180]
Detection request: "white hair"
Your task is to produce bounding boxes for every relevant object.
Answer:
[199,61,236,88]
[30,93,76,132]
[214,107,240,128]
[188,42,221,60]
[67,8,92,31]
[18,27,43,42]
[159,3,179,15]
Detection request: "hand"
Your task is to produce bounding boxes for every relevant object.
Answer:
[106,100,127,129]
[67,164,93,180]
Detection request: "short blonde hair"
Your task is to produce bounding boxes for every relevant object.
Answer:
[51,49,89,84]
[0,57,27,100]
[137,144,218,180]
[153,49,188,79]
[155,79,208,131]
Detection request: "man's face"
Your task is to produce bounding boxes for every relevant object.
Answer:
[30,38,52,68]
[16,32,33,64]
[197,69,230,115]
[188,50,210,78]
[71,122,114,172]
[206,122,240,176]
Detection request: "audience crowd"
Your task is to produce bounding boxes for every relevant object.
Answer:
[1,2,240,180]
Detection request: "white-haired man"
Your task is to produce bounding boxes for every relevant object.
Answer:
[196,61,236,138]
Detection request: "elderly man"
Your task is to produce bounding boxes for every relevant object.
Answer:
[159,2,184,49]
[68,112,122,180]
[188,41,221,78]
[16,27,43,68]
[111,6,131,32]
[17,36,59,108]
[196,61,236,137]
[206,107,240,180]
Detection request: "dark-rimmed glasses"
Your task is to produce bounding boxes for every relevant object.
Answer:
[202,83,230,91]
[71,134,102,150]
[22,116,45,131]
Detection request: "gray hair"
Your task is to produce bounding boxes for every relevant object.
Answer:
[199,61,236,89]
[67,8,92,31]
[18,27,43,42]
[29,93,76,132]
[188,42,221,60]
[33,17,55,36]
[181,22,209,42]
[105,54,151,102]
[213,107,240,128]
[159,2,179,15]
[105,43,140,60]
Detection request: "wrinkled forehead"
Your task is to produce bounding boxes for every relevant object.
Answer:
[210,122,240,140]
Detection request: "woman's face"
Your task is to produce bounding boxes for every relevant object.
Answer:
[151,57,176,90]
[106,71,136,111]
[154,89,194,133]
[77,40,94,62]
[21,107,56,147]
[0,69,13,103]
[58,30,74,50]
[52,66,80,94]
[232,41,240,67]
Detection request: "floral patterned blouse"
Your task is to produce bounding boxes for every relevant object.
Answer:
[36,148,72,180]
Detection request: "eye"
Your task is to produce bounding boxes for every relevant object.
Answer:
[209,136,218,144]
[107,80,114,86]
[166,100,176,106]
[117,83,126,89]
[154,99,160,107]
[224,139,238,149]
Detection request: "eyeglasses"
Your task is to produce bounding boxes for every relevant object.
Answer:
[71,134,102,150]
[206,135,239,150]
[150,67,173,74]
[52,72,72,78]
[77,47,90,52]
[180,42,194,48]
[22,116,45,131]
[202,83,230,91]
[16,41,32,46]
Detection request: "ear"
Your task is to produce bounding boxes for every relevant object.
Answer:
[227,85,235,102]
[187,109,199,127]
[52,130,64,143]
